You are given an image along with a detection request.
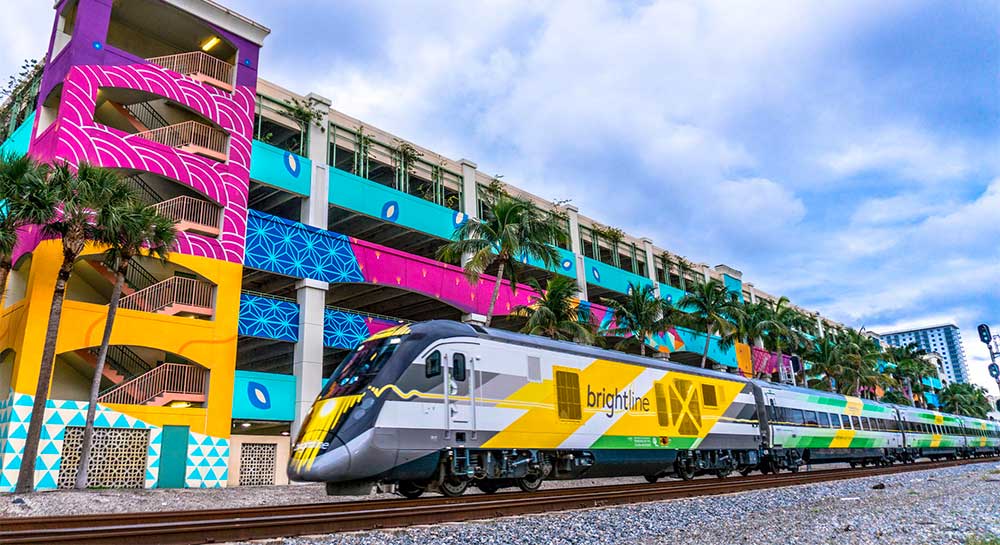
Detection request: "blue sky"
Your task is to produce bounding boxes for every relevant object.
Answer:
[3,0,998,394]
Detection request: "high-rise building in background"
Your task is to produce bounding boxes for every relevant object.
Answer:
[878,324,970,384]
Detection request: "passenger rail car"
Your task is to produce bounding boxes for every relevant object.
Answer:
[289,321,1000,497]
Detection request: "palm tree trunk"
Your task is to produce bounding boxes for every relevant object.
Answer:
[75,263,127,489]
[15,259,72,494]
[640,334,646,357]
[484,261,505,327]
[701,327,712,368]
[0,255,12,302]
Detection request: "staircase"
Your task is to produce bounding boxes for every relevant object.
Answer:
[125,101,169,132]
[119,276,214,318]
[123,174,164,204]
[147,51,235,92]
[132,120,228,162]
[153,195,221,236]
[76,345,154,389]
[98,363,207,406]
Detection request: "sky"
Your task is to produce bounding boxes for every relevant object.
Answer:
[2,0,998,394]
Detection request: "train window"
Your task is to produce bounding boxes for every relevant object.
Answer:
[789,409,805,425]
[701,384,718,408]
[320,336,402,399]
[851,416,861,430]
[818,412,830,428]
[555,370,582,421]
[805,411,818,427]
[452,353,467,382]
[425,350,442,378]
[654,383,671,427]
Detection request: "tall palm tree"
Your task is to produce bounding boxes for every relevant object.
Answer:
[75,201,176,489]
[16,163,133,494]
[513,275,595,344]
[805,336,842,391]
[602,282,674,357]
[835,329,886,398]
[437,193,565,326]
[677,279,742,367]
[0,154,57,297]
[939,383,991,418]
[763,296,808,383]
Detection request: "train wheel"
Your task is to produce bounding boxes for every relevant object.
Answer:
[675,462,696,481]
[477,481,501,494]
[397,481,425,499]
[739,466,755,477]
[788,464,800,473]
[715,468,732,479]
[439,477,469,497]
[644,475,659,484]
[517,473,545,493]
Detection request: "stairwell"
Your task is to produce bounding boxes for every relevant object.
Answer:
[98,363,207,406]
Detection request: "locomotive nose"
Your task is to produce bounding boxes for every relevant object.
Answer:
[289,435,352,481]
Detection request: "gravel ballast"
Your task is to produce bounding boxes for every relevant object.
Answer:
[235,462,1000,545]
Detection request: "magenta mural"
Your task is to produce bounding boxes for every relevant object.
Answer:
[26,62,254,264]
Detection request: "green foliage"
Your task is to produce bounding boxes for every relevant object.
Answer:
[514,276,594,344]
[939,382,992,418]
[437,192,567,326]
[602,282,675,357]
[677,279,742,367]
[280,98,325,132]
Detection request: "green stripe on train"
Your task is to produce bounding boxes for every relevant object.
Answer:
[590,435,700,450]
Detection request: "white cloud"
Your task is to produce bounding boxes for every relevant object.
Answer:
[820,125,972,183]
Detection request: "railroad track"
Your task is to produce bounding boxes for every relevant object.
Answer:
[1,457,996,545]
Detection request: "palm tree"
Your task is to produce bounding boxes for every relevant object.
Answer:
[513,275,595,344]
[437,193,566,326]
[75,201,176,489]
[805,336,842,391]
[602,282,674,357]
[835,329,886,398]
[677,279,742,367]
[16,163,133,494]
[762,296,808,383]
[939,383,991,418]
[0,154,57,297]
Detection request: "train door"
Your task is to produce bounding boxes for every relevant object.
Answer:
[442,345,476,437]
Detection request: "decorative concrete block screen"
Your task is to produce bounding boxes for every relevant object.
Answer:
[58,427,150,489]
[238,442,276,486]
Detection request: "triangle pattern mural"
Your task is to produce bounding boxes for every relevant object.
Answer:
[0,392,165,492]
[185,431,229,488]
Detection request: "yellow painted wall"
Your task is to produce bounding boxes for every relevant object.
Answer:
[0,240,241,438]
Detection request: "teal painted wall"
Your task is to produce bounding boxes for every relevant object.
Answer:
[675,326,738,368]
[658,282,687,306]
[722,273,743,302]
[328,167,462,240]
[232,370,296,422]
[0,111,34,157]
[583,256,653,296]
[250,139,311,196]
[519,247,577,281]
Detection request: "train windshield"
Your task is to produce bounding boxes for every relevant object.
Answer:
[319,336,402,399]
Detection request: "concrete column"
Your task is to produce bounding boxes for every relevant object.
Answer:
[701,264,711,283]
[745,283,758,304]
[292,278,329,439]
[301,93,332,229]
[815,313,825,338]
[565,205,588,301]
[640,238,659,297]
[459,159,478,220]
[458,159,479,270]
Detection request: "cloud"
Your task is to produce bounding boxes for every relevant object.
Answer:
[4,0,998,393]
[820,125,973,183]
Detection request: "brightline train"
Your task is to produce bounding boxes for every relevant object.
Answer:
[289,321,1000,497]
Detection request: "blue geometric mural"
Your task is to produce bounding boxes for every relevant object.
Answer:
[244,210,364,283]
[323,308,372,349]
[238,292,300,342]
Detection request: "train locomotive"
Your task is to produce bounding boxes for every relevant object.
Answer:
[288,320,1000,498]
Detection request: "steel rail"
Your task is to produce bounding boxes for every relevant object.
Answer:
[0,457,995,545]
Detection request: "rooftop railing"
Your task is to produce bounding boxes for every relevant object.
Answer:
[148,51,234,92]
